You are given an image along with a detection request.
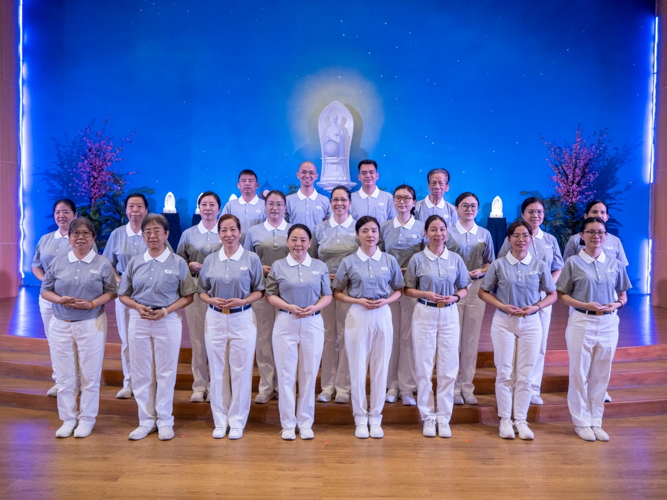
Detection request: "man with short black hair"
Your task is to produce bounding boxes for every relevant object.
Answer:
[350,160,396,223]
[221,170,266,244]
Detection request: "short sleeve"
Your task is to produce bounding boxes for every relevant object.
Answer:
[454,256,470,289]
[323,198,332,220]
[387,196,397,220]
[555,260,574,294]
[309,226,319,258]
[101,259,119,295]
[178,259,197,297]
[103,231,118,266]
[118,262,134,297]
[403,256,418,289]
[264,267,279,297]
[616,240,630,267]
[480,261,499,293]
[31,236,44,269]
[388,256,405,290]
[320,263,333,296]
[221,201,231,215]
[497,237,510,259]
[483,232,496,263]
[551,238,565,271]
[243,229,255,251]
[615,263,632,294]
[40,265,56,294]
[562,236,578,262]
[250,254,265,292]
[198,255,213,294]
[331,259,350,291]
[176,232,189,261]
[539,262,557,293]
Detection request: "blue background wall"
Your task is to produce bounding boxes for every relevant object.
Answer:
[21,0,655,290]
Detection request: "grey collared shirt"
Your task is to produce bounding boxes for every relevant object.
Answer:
[221,195,266,244]
[310,216,359,274]
[350,187,397,223]
[446,221,495,271]
[286,190,331,230]
[332,248,404,300]
[32,230,98,271]
[41,250,117,321]
[103,224,174,275]
[556,249,632,304]
[380,216,426,268]
[404,247,469,295]
[119,249,197,307]
[199,246,264,299]
[563,233,629,266]
[176,222,222,266]
[243,219,292,266]
[414,198,459,226]
[265,254,332,308]
[481,252,556,308]
[497,228,564,273]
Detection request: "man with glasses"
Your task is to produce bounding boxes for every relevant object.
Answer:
[350,160,397,223]
[414,168,458,226]
[286,161,331,230]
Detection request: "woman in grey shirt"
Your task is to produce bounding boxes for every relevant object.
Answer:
[556,217,631,442]
[266,224,333,440]
[119,214,196,442]
[199,214,264,440]
[40,218,117,438]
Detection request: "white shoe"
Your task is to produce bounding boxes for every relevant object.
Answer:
[591,426,610,441]
[437,419,452,438]
[530,394,544,405]
[212,427,227,439]
[228,428,243,440]
[355,424,369,439]
[116,387,133,399]
[281,428,296,441]
[453,394,465,405]
[514,420,534,440]
[158,426,175,441]
[190,391,205,403]
[335,393,350,404]
[47,384,58,397]
[317,391,332,403]
[423,418,436,437]
[499,418,515,439]
[463,393,478,405]
[55,420,77,438]
[206,392,211,403]
[255,393,274,404]
[575,426,596,442]
[385,388,399,403]
[299,427,315,440]
[401,392,417,406]
[73,421,94,438]
[129,424,157,440]
[370,425,384,439]
[604,392,612,403]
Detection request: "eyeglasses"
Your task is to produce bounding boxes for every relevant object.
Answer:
[394,196,414,202]
[144,230,164,237]
[72,231,93,239]
[267,202,285,208]
[584,230,607,237]
[460,203,478,211]
[331,198,349,203]
[510,233,530,240]
[526,210,545,216]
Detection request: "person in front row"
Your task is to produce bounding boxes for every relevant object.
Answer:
[266,224,332,440]
[350,160,397,223]
[414,168,458,226]
[404,215,469,438]
[198,214,265,440]
[221,169,266,245]
[479,221,557,440]
[332,216,404,439]
[119,214,196,441]
[556,217,631,442]
[40,218,117,438]
[286,161,331,230]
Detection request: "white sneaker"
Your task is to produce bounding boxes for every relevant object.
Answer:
[401,392,417,406]
[423,418,436,437]
[437,419,452,438]
[212,427,226,439]
[116,387,133,399]
[385,388,399,403]
[514,420,534,440]
[463,393,478,405]
[317,391,332,403]
[575,426,596,442]
[47,384,58,397]
[299,428,315,440]
[591,426,610,441]
[499,418,515,439]
[370,425,384,439]
[55,420,77,438]
[129,424,157,441]
[604,392,612,403]
[228,428,244,440]
[158,426,175,441]
[530,394,544,405]
[281,428,296,441]
[355,424,369,439]
[255,393,274,404]
[73,421,94,438]
[335,393,350,404]
[190,391,205,403]
[453,394,465,405]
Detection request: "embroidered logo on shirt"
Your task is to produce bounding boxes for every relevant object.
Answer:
[312,271,320,275]
[378,202,385,206]
[381,266,389,271]
[90,269,99,274]
[256,209,261,213]
[164,269,173,274]
[411,234,418,238]
[240,266,248,270]
[316,206,322,209]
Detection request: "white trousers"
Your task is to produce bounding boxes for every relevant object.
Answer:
[272,312,325,430]
[39,295,60,384]
[566,310,619,427]
[319,299,351,396]
[455,279,486,396]
[185,293,209,393]
[252,297,278,396]
[344,304,393,426]
[490,310,541,421]
[115,297,132,391]
[49,315,107,424]
[387,296,417,393]
[204,307,256,429]
[412,302,460,422]
[527,295,553,396]
[128,310,182,428]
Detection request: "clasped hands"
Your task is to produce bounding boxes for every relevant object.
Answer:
[58,296,94,310]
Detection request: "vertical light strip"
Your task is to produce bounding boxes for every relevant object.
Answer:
[647,16,659,295]
[18,0,25,281]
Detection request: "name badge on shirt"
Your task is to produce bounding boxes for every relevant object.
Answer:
[164,269,173,274]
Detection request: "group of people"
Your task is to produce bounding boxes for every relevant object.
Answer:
[32,159,631,443]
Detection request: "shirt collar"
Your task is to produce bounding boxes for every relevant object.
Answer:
[67,249,96,264]
[455,221,478,235]
[358,187,380,200]
[126,224,142,237]
[238,195,259,206]
[356,247,382,262]
[286,253,312,267]
[393,216,415,229]
[198,221,217,234]
[424,196,445,209]
[424,246,449,261]
[579,248,607,264]
[533,228,544,240]
[54,230,67,240]
[506,252,533,266]
[330,215,354,228]
[263,219,288,232]
[297,189,318,201]
[143,248,170,263]
[219,246,244,261]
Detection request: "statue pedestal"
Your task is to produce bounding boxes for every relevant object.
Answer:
[486,217,507,256]
[317,179,356,192]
